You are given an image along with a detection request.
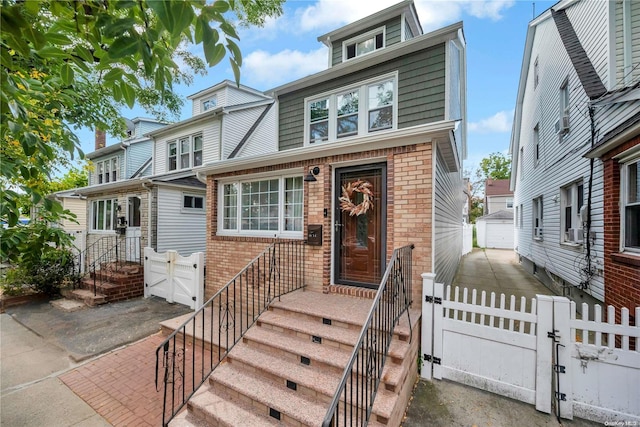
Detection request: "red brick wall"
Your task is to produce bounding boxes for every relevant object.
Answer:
[601,134,640,318]
[204,143,434,308]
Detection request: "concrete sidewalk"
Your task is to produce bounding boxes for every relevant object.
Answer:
[1,313,111,427]
[402,248,599,427]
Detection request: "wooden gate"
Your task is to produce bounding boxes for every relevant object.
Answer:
[143,247,204,310]
[421,274,640,424]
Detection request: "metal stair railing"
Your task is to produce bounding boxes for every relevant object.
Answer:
[154,240,305,427]
[73,236,142,296]
[322,244,414,427]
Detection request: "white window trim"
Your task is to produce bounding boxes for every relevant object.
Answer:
[90,198,118,233]
[182,193,205,214]
[217,173,304,238]
[534,56,539,89]
[533,196,543,240]
[202,95,217,112]
[342,26,386,62]
[303,72,398,146]
[95,156,118,184]
[533,124,540,166]
[506,197,514,209]
[620,152,640,254]
[167,133,203,171]
[560,180,584,245]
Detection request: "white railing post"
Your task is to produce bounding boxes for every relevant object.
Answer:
[421,272,436,380]
[553,296,573,420]
[143,247,151,299]
[433,281,445,380]
[535,295,553,414]
[194,252,205,310]
[166,250,176,304]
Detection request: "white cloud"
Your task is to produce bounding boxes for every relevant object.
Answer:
[295,0,516,34]
[243,47,328,88]
[468,110,514,134]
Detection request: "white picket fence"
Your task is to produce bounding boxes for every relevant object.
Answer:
[143,247,204,310]
[421,273,640,424]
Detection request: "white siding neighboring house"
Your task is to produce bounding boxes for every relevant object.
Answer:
[73,82,276,258]
[510,0,640,309]
[475,178,514,249]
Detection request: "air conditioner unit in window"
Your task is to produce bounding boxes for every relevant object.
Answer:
[569,228,583,243]
[555,116,570,135]
[534,227,543,239]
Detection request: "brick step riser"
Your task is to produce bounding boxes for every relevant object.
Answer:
[88,272,144,285]
[267,305,412,342]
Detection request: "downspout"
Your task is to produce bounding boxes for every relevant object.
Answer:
[581,105,597,290]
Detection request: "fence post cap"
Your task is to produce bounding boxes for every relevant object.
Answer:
[421,272,436,279]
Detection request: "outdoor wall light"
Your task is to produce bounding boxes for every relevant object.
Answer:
[304,166,320,182]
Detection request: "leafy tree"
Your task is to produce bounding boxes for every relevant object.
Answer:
[479,152,511,180]
[465,152,511,223]
[0,0,283,261]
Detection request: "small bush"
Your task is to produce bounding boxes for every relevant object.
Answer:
[1,248,75,296]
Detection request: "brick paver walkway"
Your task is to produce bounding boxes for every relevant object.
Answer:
[60,333,167,427]
[61,331,209,427]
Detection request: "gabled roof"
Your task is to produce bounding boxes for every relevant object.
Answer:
[485,179,513,197]
[317,0,422,47]
[268,21,462,96]
[477,210,514,221]
[186,79,269,101]
[551,8,606,99]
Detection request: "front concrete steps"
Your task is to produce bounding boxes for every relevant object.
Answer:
[63,262,144,307]
[165,290,421,427]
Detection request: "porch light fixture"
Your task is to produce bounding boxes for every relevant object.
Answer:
[304,166,320,182]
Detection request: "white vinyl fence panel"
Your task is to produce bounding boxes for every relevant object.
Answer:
[422,274,640,424]
[462,223,473,255]
[144,247,204,310]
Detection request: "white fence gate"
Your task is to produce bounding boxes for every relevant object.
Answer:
[144,247,204,310]
[462,223,473,256]
[421,273,640,424]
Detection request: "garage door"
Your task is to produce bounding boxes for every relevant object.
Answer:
[485,221,514,249]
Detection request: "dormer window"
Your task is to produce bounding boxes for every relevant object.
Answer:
[343,27,385,61]
[305,72,397,145]
[202,95,217,112]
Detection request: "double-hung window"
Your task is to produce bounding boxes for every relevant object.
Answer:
[91,199,118,231]
[219,175,303,237]
[305,73,397,145]
[534,124,540,166]
[533,196,543,240]
[506,197,514,209]
[96,157,118,184]
[561,181,584,244]
[622,157,640,252]
[168,134,203,171]
[343,27,385,61]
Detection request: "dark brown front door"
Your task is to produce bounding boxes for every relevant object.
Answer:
[335,164,386,288]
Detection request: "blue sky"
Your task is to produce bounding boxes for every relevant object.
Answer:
[76,0,556,174]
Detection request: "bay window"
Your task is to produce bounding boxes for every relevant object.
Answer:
[305,73,397,145]
[219,175,303,236]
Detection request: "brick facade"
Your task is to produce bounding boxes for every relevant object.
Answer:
[204,142,434,308]
[600,134,640,319]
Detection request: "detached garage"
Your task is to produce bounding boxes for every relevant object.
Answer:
[476,210,514,249]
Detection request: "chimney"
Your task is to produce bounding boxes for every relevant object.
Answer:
[95,129,106,150]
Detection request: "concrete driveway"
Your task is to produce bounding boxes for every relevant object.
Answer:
[402,248,599,427]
